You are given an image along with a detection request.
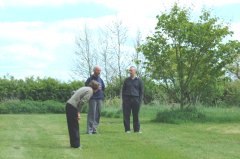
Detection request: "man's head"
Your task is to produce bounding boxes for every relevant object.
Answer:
[88,80,100,91]
[93,66,101,77]
[129,66,137,78]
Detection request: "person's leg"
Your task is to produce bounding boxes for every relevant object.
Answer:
[93,100,102,133]
[132,97,141,132]
[87,99,96,134]
[122,97,131,132]
[66,103,80,148]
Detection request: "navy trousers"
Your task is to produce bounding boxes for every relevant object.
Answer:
[66,103,80,148]
[122,96,141,132]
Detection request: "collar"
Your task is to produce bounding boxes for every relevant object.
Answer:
[130,76,138,80]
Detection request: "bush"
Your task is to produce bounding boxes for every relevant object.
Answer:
[104,97,121,108]
[101,97,122,118]
[222,80,240,106]
[0,100,65,114]
[101,108,122,118]
[153,107,206,124]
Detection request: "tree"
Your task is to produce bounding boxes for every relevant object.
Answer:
[108,18,128,85]
[98,28,115,85]
[139,4,240,108]
[133,30,146,77]
[73,24,96,79]
[226,43,240,79]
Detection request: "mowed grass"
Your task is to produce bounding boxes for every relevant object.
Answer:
[0,108,240,159]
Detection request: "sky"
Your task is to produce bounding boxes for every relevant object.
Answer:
[0,0,240,82]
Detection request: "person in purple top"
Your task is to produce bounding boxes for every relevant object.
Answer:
[85,66,105,134]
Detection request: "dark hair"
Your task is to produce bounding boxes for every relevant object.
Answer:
[89,80,99,90]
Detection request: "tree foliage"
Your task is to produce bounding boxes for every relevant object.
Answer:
[139,4,240,108]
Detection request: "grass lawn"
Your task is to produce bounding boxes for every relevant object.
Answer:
[0,110,240,159]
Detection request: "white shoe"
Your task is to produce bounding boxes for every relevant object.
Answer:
[135,131,142,134]
[125,131,131,133]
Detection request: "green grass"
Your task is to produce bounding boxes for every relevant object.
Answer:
[0,108,240,159]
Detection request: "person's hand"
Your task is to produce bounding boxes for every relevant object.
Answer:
[77,112,81,121]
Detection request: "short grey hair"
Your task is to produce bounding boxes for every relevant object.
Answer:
[129,66,137,71]
[93,65,101,71]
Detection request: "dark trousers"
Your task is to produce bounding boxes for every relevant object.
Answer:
[122,96,140,132]
[66,103,80,148]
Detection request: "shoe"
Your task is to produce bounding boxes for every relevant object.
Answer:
[125,131,131,133]
[92,131,97,134]
[135,131,142,134]
[71,145,83,149]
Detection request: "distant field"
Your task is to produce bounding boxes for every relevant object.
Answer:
[0,109,240,159]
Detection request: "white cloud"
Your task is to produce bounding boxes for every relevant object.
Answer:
[0,21,75,49]
[0,44,54,61]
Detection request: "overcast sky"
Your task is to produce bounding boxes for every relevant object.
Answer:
[0,0,240,82]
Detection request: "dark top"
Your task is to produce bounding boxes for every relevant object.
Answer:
[122,77,144,101]
[85,75,105,100]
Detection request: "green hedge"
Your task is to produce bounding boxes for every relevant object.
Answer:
[0,76,84,102]
[0,99,121,116]
[0,100,65,114]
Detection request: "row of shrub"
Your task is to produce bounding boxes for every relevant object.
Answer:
[3,75,240,106]
[0,76,160,105]
[0,98,122,118]
[0,76,84,102]
[1,99,240,124]
[0,100,65,114]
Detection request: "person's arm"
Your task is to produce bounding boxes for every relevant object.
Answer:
[77,112,81,120]
[122,79,127,99]
[139,79,144,104]
[101,79,105,91]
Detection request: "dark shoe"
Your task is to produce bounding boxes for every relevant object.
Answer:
[92,131,97,134]
[71,145,83,149]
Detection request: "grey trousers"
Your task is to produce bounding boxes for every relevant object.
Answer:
[87,99,102,134]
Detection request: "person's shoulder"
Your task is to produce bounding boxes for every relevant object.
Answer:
[87,75,94,80]
[126,77,131,80]
[136,77,143,83]
[85,76,92,83]
[82,86,92,90]
[123,77,131,82]
[85,87,93,93]
[77,86,90,91]
[99,77,104,81]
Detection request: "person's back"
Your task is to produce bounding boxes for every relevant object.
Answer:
[67,86,93,112]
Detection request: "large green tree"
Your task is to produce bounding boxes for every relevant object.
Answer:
[139,4,240,108]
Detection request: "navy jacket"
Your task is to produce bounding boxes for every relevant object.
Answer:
[122,77,144,102]
[85,75,105,100]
